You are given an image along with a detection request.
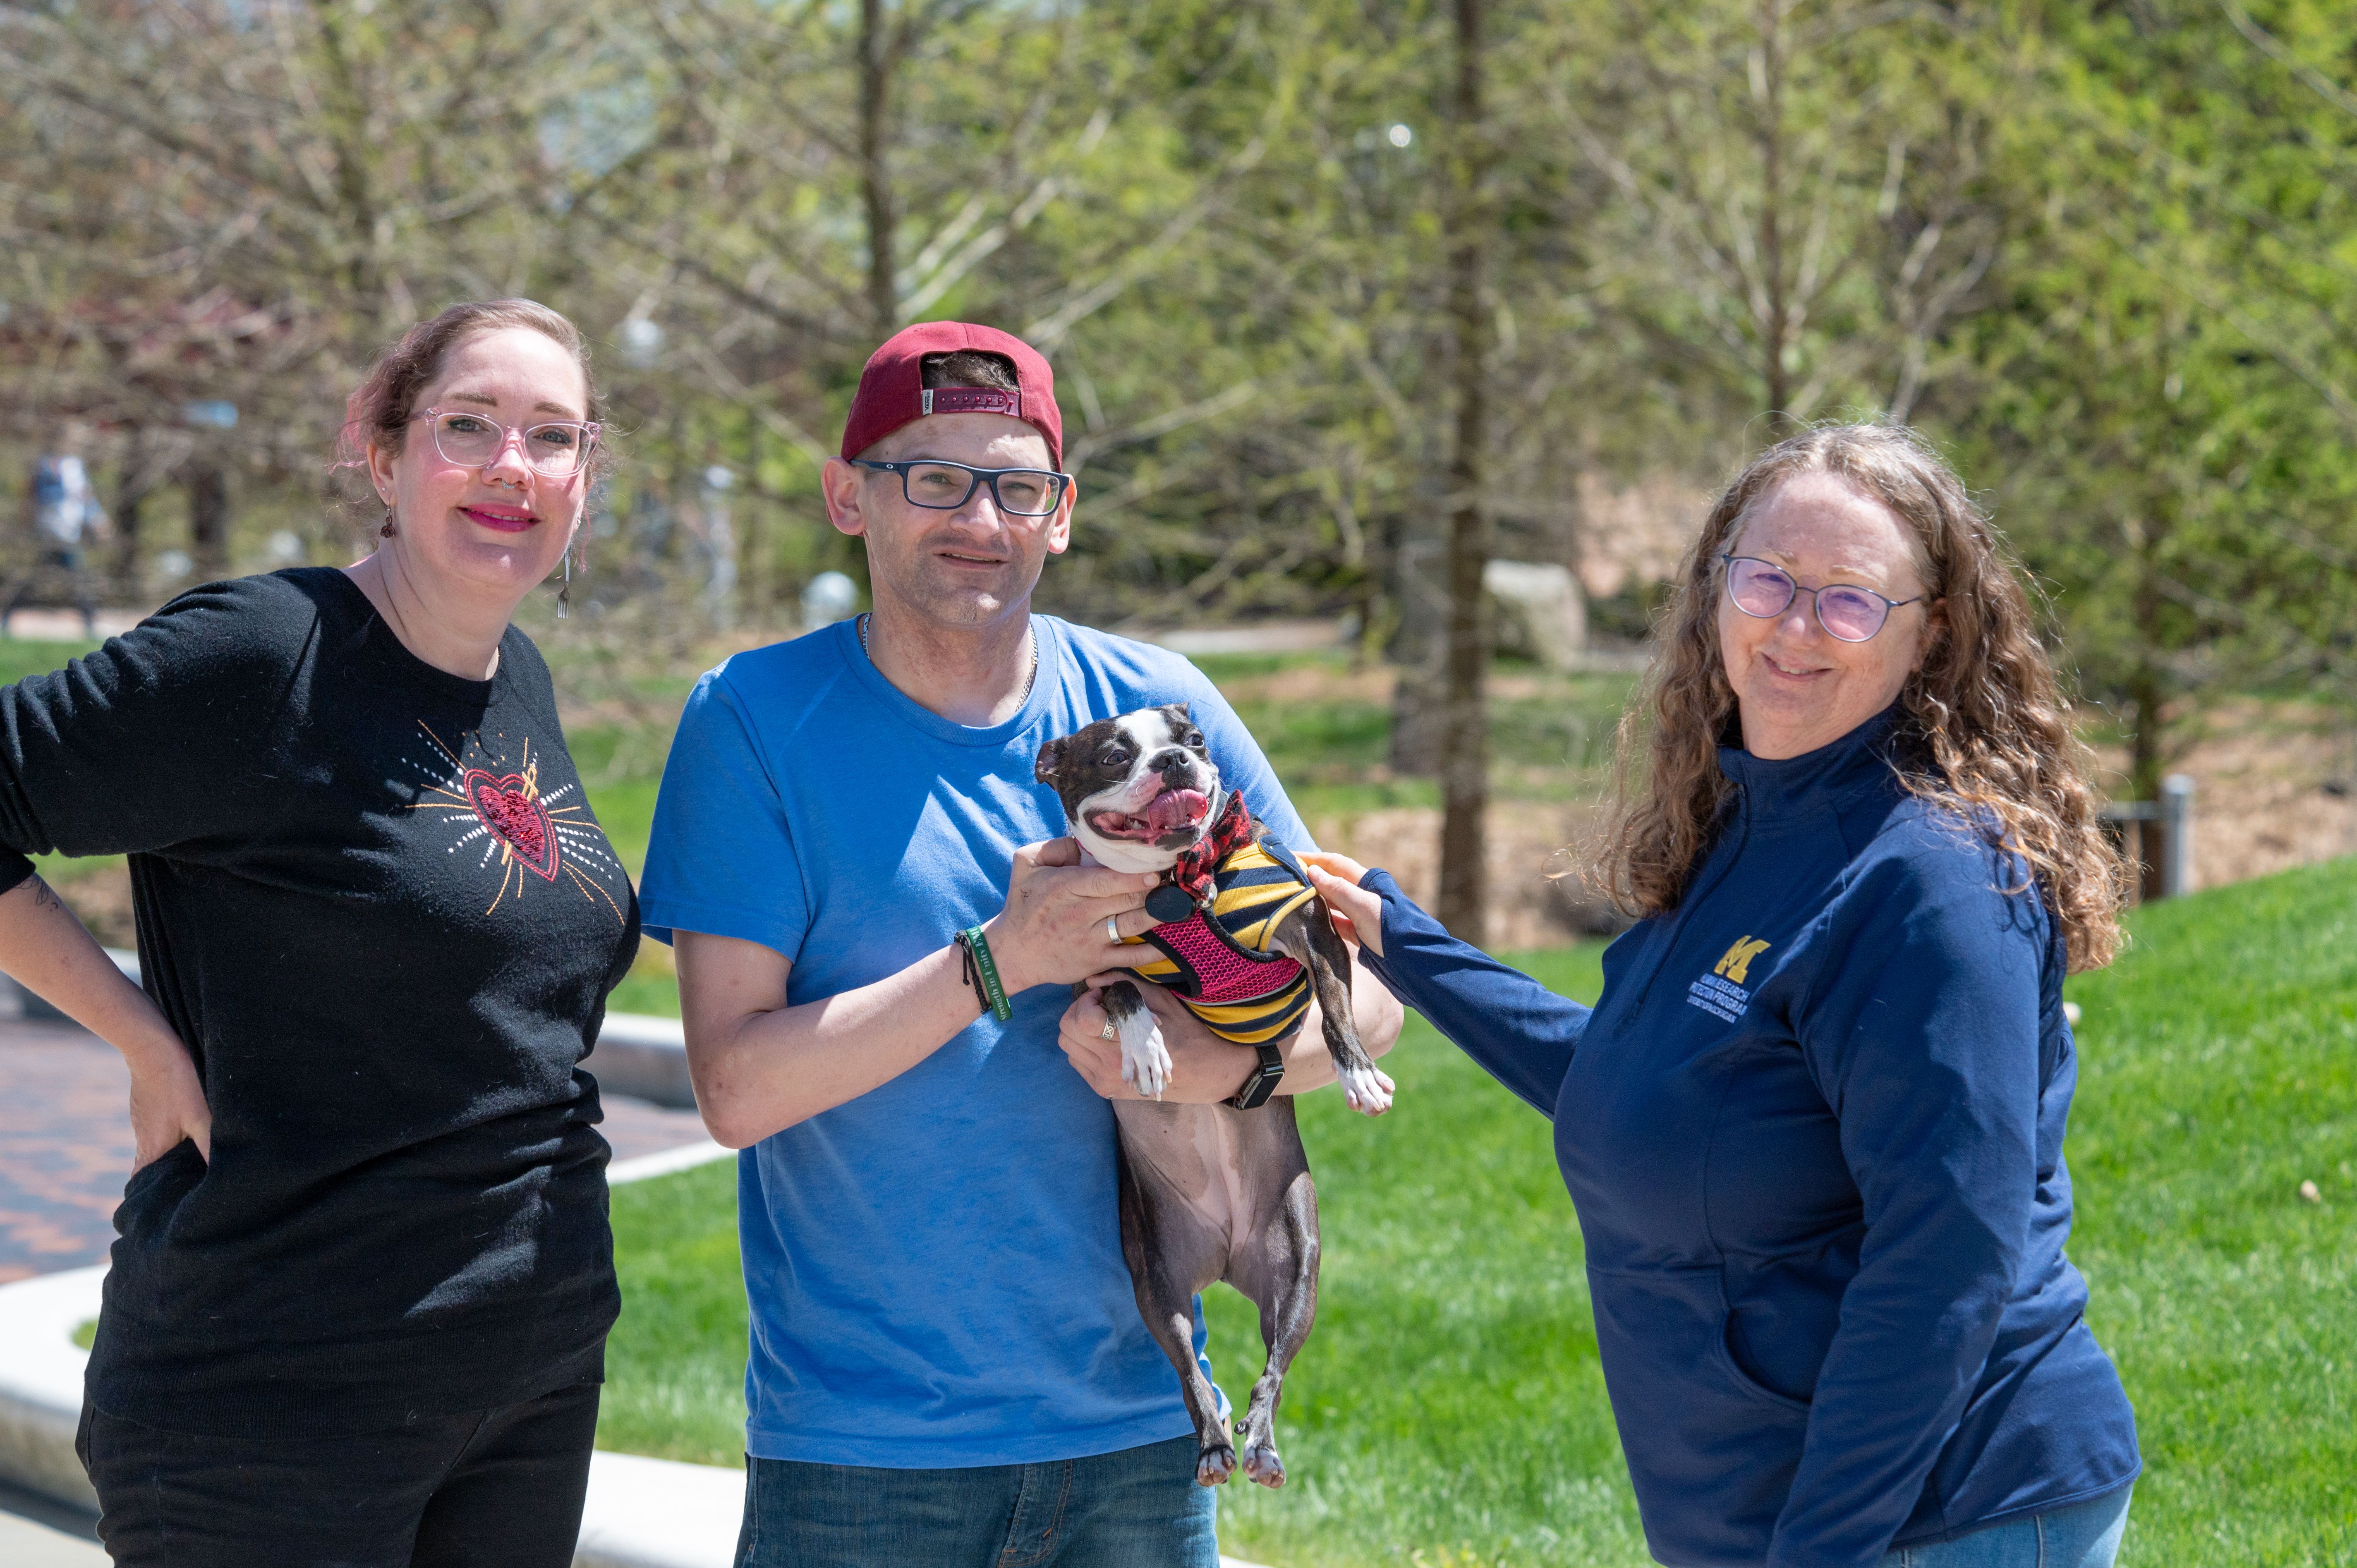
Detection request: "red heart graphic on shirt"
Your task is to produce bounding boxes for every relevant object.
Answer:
[462,770,560,881]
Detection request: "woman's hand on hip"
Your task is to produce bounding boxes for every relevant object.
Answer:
[127,1037,211,1171]
[1302,852,1385,959]
[989,838,1165,991]
[0,873,211,1171]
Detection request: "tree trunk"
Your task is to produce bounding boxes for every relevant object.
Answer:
[1755,0,1790,428]
[1386,517,1447,773]
[859,0,898,339]
[1436,0,1491,944]
[312,0,385,305]
[2126,658,2165,903]
[743,404,767,617]
[111,424,153,597]
[187,459,230,578]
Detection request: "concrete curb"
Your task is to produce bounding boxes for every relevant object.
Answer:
[608,1139,734,1185]
[0,1267,101,1514]
[576,1451,746,1568]
[586,1014,697,1111]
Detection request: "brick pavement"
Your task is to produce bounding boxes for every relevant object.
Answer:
[0,1017,711,1283]
[0,1020,133,1284]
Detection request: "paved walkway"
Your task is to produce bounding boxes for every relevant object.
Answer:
[0,1017,712,1284]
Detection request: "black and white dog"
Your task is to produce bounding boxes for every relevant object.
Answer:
[1035,705,1390,1489]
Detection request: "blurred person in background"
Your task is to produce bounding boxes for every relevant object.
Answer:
[9,421,110,637]
[0,299,638,1568]
[1305,424,2140,1568]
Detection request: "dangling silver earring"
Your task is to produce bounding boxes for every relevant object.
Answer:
[557,520,584,618]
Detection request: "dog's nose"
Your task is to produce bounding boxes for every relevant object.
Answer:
[1150,748,1194,779]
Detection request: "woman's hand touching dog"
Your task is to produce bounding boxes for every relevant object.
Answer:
[1301,851,1384,959]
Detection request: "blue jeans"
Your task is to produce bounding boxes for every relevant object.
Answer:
[1880,1485,2134,1568]
[734,1434,1218,1568]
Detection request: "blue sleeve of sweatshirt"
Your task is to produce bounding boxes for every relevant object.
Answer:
[1355,869,1589,1117]
[1766,840,2048,1568]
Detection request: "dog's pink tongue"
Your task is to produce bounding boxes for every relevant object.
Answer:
[1145,789,1210,833]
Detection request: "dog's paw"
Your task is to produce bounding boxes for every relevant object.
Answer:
[1195,1441,1237,1487]
[1122,1022,1173,1099]
[1241,1441,1287,1488]
[1338,1061,1394,1116]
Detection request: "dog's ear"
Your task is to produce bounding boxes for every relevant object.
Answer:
[1033,737,1066,786]
[1163,701,1195,735]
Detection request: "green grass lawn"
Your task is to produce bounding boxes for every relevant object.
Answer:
[2060,859,2357,1565]
[603,859,2357,1566]
[1192,651,1636,817]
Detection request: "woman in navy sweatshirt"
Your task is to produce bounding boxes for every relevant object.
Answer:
[1305,425,2139,1568]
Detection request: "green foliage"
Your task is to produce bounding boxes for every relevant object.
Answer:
[1945,0,2357,795]
[12,0,2357,778]
[598,859,2357,1565]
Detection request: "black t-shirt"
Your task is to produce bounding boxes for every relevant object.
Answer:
[0,569,639,1436]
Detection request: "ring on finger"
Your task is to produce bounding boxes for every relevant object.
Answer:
[1099,1019,1118,1041]
[1105,915,1120,943]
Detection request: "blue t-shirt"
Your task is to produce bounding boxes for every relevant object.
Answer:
[638,614,1313,1467]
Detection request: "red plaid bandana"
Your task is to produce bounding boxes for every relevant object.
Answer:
[1168,790,1256,909]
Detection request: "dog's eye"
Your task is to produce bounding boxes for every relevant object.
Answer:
[1098,747,1131,768]
[1184,730,1204,748]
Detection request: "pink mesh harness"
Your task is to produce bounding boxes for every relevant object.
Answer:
[1155,909,1303,1003]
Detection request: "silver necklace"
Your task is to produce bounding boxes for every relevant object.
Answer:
[859,613,1040,704]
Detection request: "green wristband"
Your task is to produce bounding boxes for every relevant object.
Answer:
[957,926,1014,1022]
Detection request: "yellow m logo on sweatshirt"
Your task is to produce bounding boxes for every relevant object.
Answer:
[1713,936,1773,986]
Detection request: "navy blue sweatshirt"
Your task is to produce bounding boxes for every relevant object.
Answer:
[1358,711,2137,1568]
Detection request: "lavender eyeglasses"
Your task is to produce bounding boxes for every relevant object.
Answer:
[1719,553,1926,643]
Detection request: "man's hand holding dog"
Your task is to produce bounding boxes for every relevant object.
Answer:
[986,836,1166,992]
[1057,977,1258,1104]
[1056,948,1404,1104]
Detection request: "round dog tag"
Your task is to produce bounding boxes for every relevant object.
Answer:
[1145,883,1196,923]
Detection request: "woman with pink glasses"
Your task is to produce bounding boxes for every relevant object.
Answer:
[0,299,640,1566]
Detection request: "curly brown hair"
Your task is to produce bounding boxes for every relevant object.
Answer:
[336,299,612,565]
[1590,424,2125,971]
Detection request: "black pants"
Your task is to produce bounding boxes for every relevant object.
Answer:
[77,1381,601,1568]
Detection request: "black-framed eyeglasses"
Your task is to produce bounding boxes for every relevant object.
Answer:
[850,458,1071,517]
[1719,553,1926,643]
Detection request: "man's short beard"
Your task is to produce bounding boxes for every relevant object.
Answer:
[868,548,1041,629]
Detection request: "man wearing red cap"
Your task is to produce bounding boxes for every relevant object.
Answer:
[640,322,1400,1566]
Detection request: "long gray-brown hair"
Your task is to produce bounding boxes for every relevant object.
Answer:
[1589,424,2125,971]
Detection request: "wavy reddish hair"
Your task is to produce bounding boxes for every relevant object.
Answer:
[1590,424,2125,971]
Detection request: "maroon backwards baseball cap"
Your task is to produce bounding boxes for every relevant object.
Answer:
[840,321,1065,470]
